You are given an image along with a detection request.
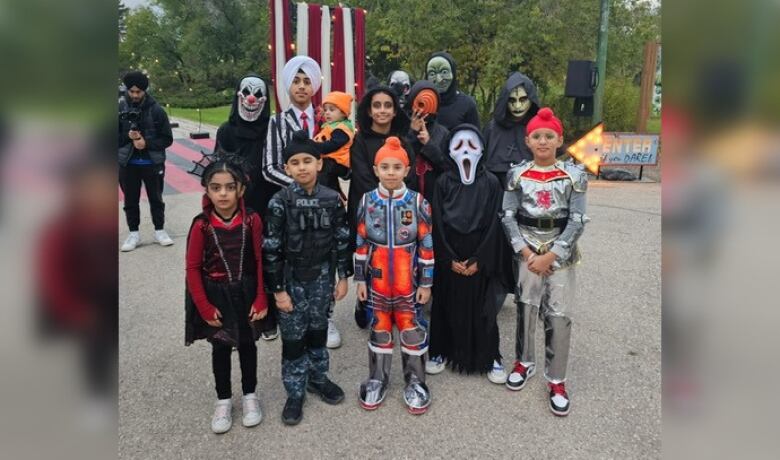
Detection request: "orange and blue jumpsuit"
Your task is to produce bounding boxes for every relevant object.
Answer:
[354,183,434,410]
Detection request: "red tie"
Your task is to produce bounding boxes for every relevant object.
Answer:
[300,112,309,136]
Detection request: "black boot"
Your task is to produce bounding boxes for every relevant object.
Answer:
[281,396,304,425]
[354,299,369,329]
[306,378,345,404]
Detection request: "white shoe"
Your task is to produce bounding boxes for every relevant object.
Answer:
[121,232,140,252]
[241,393,262,427]
[326,318,341,349]
[211,399,232,434]
[154,229,174,246]
[425,355,446,375]
[488,360,508,384]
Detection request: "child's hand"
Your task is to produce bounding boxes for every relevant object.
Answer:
[334,278,348,301]
[416,286,431,305]
[416,120,430,145]
[410,110,427,132]
[356,282,368,302]
[274,291,294,313]
[520,247,535,261]
[249,305,268,322]
[206,309,223,328]
[528,252,556,277]
[463,260,479,276]
[451,260,467,274]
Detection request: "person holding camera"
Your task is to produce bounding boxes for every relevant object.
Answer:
[118,70,174,251]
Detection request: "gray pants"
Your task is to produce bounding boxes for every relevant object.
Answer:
[515,260,576,383]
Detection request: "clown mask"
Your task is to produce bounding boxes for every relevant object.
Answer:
[237,77,267,122]
[508,86,531,120]
[427,57,453,94]
[449,129,483,185]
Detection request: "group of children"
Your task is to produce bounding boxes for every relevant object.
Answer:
[185,100,588,432]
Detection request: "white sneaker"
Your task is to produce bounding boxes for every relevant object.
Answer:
[121,232,140,252]
[241,393,262,427]
[154,229,174,246]
[425,355,446,375]
[211,399,232,434]
[326,318,341,349]
[487,360,508,384]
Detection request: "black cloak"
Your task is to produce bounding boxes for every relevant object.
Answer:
[429,124,504,373]
[214,73,272,215]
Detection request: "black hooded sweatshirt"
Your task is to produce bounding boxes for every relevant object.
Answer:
[425,52,481,131]
[482,72,540,186]
[404,80,451,205]
[214,73,272,214]
[347,86,417,251]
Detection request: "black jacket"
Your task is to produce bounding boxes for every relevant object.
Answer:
[482,72,540,180]
[347,86,417,251]
[404,80,451,205]
[118,93,172,166]
[424,52,480,130]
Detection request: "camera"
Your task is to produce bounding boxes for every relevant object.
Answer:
[120,107,142,132]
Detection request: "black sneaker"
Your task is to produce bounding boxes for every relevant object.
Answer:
[281,397,304,425]
[306,378,345,405]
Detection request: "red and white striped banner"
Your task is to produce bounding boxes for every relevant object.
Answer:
[270,1,366,117]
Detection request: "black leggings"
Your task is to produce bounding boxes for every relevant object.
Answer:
[212,340,257,399]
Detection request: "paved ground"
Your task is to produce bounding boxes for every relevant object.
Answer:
[118,126,661,459]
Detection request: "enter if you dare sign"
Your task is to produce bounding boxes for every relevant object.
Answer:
[600,133,659,166]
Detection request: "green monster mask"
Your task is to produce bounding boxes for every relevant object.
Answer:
[426,57,453,94]
[507,86,531,120]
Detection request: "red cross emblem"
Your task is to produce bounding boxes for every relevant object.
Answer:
[536,190,553,209]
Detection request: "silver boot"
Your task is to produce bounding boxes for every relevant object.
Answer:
[359,345,392,410]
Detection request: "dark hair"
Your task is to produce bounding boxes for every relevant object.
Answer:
[200,156,249,188]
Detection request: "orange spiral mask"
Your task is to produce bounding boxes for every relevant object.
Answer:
[412,88,439,116]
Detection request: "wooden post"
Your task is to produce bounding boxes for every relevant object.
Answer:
[636,41,659,133]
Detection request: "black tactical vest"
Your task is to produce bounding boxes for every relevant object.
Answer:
[282,185,340,281]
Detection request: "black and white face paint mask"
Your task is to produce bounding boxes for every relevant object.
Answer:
[449,129,483,185]
[237,77,267,122]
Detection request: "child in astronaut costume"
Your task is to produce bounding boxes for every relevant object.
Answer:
[500,107,589,416]
[354,137,435,415]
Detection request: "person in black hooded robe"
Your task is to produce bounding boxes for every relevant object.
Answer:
[424,52,480,130]
[214,73,272,216]
[483,72,540,188]
[427,124,506,380]
[482,72,541,296]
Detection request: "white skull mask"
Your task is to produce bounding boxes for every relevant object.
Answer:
[449,129,483,185]
[237,77,267,122]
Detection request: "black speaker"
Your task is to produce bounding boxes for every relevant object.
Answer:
[565,60,596,97]
[573,97,594,117]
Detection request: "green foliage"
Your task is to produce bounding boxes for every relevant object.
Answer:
[120,0,660,128]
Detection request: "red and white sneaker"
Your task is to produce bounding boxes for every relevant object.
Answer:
[548,382,571,416]
[506,361,535,391]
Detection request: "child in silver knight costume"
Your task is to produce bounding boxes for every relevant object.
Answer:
[500,107,589,416]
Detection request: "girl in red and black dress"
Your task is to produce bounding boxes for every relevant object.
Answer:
[184,157,268,434]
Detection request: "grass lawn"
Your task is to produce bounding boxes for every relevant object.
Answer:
[165,105,231,126]
[646,116,660,134]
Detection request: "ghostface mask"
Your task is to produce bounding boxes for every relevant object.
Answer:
[448,129,483,185]
[237,77,267,122]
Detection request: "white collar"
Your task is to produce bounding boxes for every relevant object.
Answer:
[377,183,407,198]
[290,104,314,136]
